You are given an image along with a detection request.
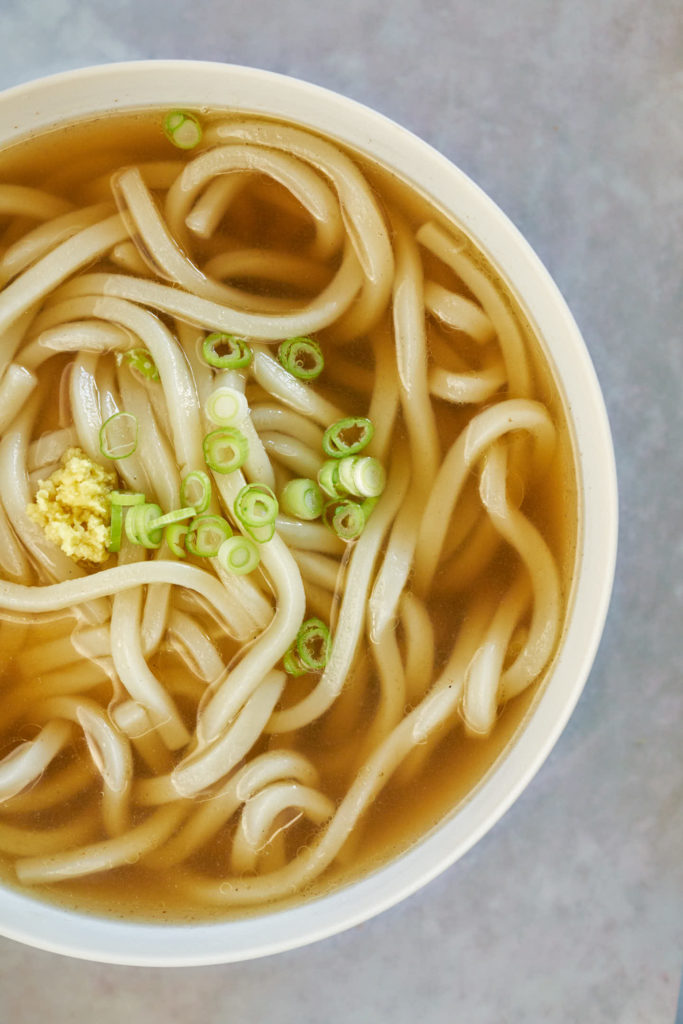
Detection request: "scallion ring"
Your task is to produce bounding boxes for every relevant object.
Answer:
[109,491,145,507]
[278,337,324,381]
[149,507,196,528]
[322,416,374,458]
[163,110,202,150]
[217,535,261,575]
[296,618,331,671]
[118,348,159,381]
[99,412,138,461]
[317,459,345,499]
[165,522,189,558]
[205,386,249,427]
[185,514,233,558]
[280,478,324,520]
[180,470,211,513]
[323,498,366,541]
[283,647,308,677]
[202,333,252,369]
[203,427,248,474]
[108,504,123,554]
[125,502,163,549]
[234,483,279,543]
[336,455,386,498]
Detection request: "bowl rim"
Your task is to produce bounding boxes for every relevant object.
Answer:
[0,59,618,966]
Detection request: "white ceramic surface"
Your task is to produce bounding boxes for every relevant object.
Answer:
[0,60,617,966]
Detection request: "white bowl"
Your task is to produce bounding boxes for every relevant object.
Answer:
[0,60,617,965]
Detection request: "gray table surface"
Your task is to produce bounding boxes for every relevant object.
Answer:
[0,1,681,1022]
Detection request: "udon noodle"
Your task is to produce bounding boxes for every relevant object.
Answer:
[0,111,575,917]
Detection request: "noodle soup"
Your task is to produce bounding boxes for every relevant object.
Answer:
[0,106,577,922]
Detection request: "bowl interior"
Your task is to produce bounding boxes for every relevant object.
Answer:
[0,61,617,965]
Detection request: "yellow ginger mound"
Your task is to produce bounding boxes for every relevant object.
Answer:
[26,447,117,564]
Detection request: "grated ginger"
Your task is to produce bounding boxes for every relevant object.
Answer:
[26,447,117,564]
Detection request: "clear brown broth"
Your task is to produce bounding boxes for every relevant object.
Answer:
[0,111,578,921]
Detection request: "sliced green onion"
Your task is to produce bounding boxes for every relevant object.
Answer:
[108,491,144,553]
[185,514,233,558]
[280,478,324,520]
[163,110,202,150]
[118,348,159,381]
[234,483,279,543]
[110,491,145,507]
[284,617,332,675]
[217,535,261,575]
[317,459,345,499]
[361,496,379,521]
[108,504,123,554]
[278,337,324,381]
[202,333,252,369]
[336,455,386,498]
[99,412,138,461]
[125,502,163,548]
[322,417,374,458]
[149,507,196,528]
[323,498,366,541]
[203,427,248,474]
[205,386,249,427]
[296,618,331,671]
[180,470,211,513]
[283,647,308,677]
[166,522,189,558]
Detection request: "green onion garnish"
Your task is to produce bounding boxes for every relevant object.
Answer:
[108,504,123,554]
[323,498,366,542]
[283,647,308,677]
[180,470,211,513]
[234,483,279,543]
[165,522,189,558]
[99,412,138,461]
[280,478,324,520]
[185,514,233,558]
[317,459,345,499]
[336,455,386,498]
[110,491,145,507]
[284,617,332,675]
[296,617,331,670]
[119,348,159,381]
[203,427,248,474]
[205,386,249,427]
[163,110,202,150]
[202,333,252,369]
[217,535,261,575]
[108,492,145,554]
[277,337,324,381]
[124,502,163,549]
[149,507,196,528]
[322,417,374,459]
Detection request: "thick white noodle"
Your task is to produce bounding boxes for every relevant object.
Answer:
[207,120,395,340]
[0,203,114,286]
[251,345,344,426]
[413,399,556,596]
[15,804,186,884]
[479,443,561,699]
[267,455,409,733]
[0,215,128,335]
[50,251,364,340]
[0,365,38,434]
[164,144,344,259]
[172,671,286,796]
[0,721,72,802]
[231,782,335,873]
[417,221,531,397]
[424,280,496,344]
